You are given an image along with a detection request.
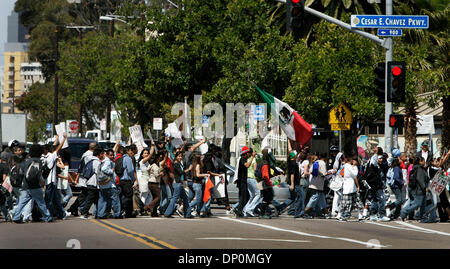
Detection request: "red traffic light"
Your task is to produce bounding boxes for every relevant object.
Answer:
[392,66,402,76]
[390,115,397,127]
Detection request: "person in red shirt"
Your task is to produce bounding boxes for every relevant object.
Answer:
[259,149,274,219]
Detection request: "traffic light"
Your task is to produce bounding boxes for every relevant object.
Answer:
[286,0,305,34]
[374,62,385,103]
[389,114,404,129]
[387,61,406,103]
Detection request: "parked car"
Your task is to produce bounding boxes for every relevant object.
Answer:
[211,163,290,204]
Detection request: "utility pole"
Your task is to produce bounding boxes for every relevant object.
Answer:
[384,0,394,154]
[53,26,59,133]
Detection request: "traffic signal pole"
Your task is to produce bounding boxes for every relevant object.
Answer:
[384,0,394,154]
[277,0,394,153]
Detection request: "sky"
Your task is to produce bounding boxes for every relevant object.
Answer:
[0,0,18,68]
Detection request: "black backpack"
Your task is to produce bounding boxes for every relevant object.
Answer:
[42,158,55,179]
[115,156,125,178]
[254,162,264,182]
[25,160,42,186]
[408,167,417,190]
[10,164,24,187]
[81,159,95,180]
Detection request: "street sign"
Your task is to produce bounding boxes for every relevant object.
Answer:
[351,15,429,29]
[377,29,403,37]
[153,118,163,131]
[46,123,53,132]
[254,105,265,121]
[329,103,352,131]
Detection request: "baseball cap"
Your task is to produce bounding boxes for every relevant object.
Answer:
[241,146,250,155]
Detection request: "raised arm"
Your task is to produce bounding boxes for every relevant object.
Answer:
[190,139,206,152]
[113,140,120,153]
[54,133,66,154]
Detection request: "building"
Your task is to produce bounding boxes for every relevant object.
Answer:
[20,62,44,91]
[2,10,30,114]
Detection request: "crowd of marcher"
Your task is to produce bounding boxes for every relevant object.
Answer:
[1,134,449,224]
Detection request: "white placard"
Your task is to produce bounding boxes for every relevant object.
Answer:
[153,118,163,131]
[416,115,435,135]
[129,125,148,156]
[146,129,153,142]
[55,123,69,148]
[429,171,449,195]
[211,175,226,199]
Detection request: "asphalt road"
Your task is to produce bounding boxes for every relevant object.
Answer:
[1,208,449,250]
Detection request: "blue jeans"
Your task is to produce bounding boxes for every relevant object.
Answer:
[306,190,326,212]
[293,186,305,217]
[13,188,52,222]
[98,188,114,218]
[244,178,262,215]
[164,182,189,217]
[389,187,405,218]
[111,187,121,217]
[187,182,202,216]
[159,184,172,215]
[60,186,73,206]
[187,181,195,202]
[423,192,438,222]
[401,194,425,219]
[45,183,66,219]
[370,189,387,218]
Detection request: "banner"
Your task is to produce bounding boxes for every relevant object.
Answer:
[165,122,184,148]
[429,171,450,195]
[211,175,226,199]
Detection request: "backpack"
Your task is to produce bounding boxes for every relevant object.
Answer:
[25,160,42,186]
[10,164,24,187]
[408,167,417,190]
[254,162,264,182]
[97,161,111,184]
[42,158,55,179]
[386,168,395,187]
[81,159,95,180]
[115,156,125,178]
[311,161,319,177]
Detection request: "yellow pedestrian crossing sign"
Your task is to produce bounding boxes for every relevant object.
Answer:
[329,103,352,130]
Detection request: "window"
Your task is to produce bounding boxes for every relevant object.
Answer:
[369,124,378,135]
[378,124,384,135]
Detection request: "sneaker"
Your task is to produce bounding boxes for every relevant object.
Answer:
[80,215,89,220]
[369,216,378,222]
[358,215,366,221]
[192,211,198,217]
[379,216,390,222]
[225,210,232,215]
[176,209,183,217]
[337,217,347,222]
[247,211,256,217]
[63,211,71,220]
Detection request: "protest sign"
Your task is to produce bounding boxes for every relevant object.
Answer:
[55,123,69,148]
[429,171,450,195]
[129,125,148,155]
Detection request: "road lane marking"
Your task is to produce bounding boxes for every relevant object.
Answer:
[90,219,178,249]
[197,237,311,243]
[395,221,450,236]
[364,221,435,233]
[218,217,388,248]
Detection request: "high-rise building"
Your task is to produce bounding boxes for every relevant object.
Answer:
[2,10,30,114]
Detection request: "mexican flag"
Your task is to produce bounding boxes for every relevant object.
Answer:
[255,84,313,146]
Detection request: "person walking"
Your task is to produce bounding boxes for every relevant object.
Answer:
[243,148,262,217]
[388,158,405,220]
[137,146,156,211]
[338,156,364,221]
[303,153,329,218]
[12,144,52,223]
[145,151,166,217]
[164,152,190,218]
[97,149,118,219]
[259,149,275,219]
[119,145,138,218]
[401,157,429,222]
[234,146,256,218]
[187,154,208,218]
[79,148,102,219]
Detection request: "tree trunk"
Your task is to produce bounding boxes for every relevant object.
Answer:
[404,102,417,157]
[442,95,450,150]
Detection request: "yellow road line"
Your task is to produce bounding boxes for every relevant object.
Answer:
[90,219,177,249]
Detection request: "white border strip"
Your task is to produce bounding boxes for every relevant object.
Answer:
[218,217,388,248]
[395,221,450,236]
[197,238,311,243]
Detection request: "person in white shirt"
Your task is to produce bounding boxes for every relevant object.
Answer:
[78,148,102,219]
[44,134,67,220]
[303,153,329,218]
[137,146,156,212]
[338,156,364,221]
